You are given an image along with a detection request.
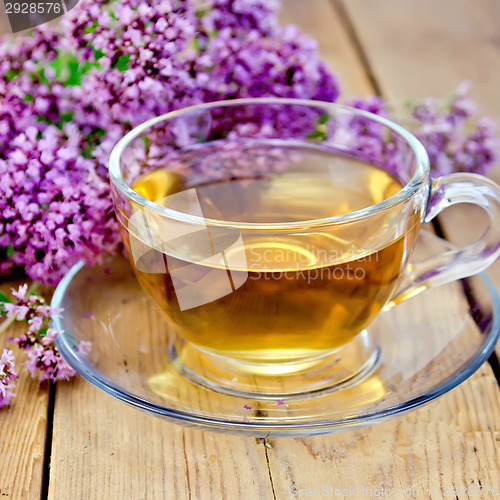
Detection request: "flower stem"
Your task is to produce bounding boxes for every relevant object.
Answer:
[0,282,39,336]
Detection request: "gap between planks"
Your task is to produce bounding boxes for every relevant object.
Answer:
[41,383,56,500]
[332,0,383,96]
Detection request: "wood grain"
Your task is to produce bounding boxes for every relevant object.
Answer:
[270,1,500,498]
[0,283,49,500]
[339,0,500,116]
[267,363,500,499]
[0,1,9,35]
[48,380,273,500]
[340,0,500,358]
[41,1,500,499]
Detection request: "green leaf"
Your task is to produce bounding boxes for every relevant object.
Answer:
[114,54,131,72]
[60,112,74,124]
[317,113,331,125]
[41,52,98,87]
[81,145,94,158]
[141,135,150,152]
[83,20,99,34]
[37,70,50,85]
[92,49,105,61]
[81,60,101,75]
[192,36,202,53]
[195,7,209,18]
[49,57,63,78]
[24,94,34,102]
[306,130,327,141]
[0,291,11,304]
[6,246,14,258]
[66,57,83,86]
[5,70,17,82]
[37,327,49,338]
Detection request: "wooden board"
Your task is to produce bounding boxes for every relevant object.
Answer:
[45,2,500,499]
[340,0,500,358]
[46,364,500,500]
[0,9,50,500]
[0,282,49,500]
[267,363,500,499]
[339,0,500,116]
[48,380,273,500]
[0,2,9,35]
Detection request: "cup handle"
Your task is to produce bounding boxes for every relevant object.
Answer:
[388,173,500,307]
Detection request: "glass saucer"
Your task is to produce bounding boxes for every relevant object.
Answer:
[52,232,500,437]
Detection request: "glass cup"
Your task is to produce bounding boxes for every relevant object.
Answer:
[109,98,500,397]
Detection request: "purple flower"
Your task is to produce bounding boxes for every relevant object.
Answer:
[21,329,90,382]
[11,284,28,301]
[4,303,30,321]
[409,86,499,176]
[0,1,496,288]
[1,286,90,382]
[344,85,499,178]
[0,349,18,409]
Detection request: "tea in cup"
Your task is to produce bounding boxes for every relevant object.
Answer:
[110,99,500,393]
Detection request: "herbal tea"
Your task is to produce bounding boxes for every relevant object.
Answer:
[124,146,419,364]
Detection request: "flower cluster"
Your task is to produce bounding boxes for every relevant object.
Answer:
[0,122,120,282]
[0,24,122,283]
[0,349,17,409]
[345,85,499,177]
[405,81,499,176]
[341,96,401,175]
[13,326,89,383]
[0,0,340,285]
[0,284,90,398]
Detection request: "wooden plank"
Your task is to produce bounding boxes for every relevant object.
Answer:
[340,0,500,357]
[48,381,272,500]
[0,8,51,500]
[267,364,500,499]
[0,2,9,35]
[339,0,500,117]
[48,262,272,499]
[0,282,49,500]
[48,367,500,500]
